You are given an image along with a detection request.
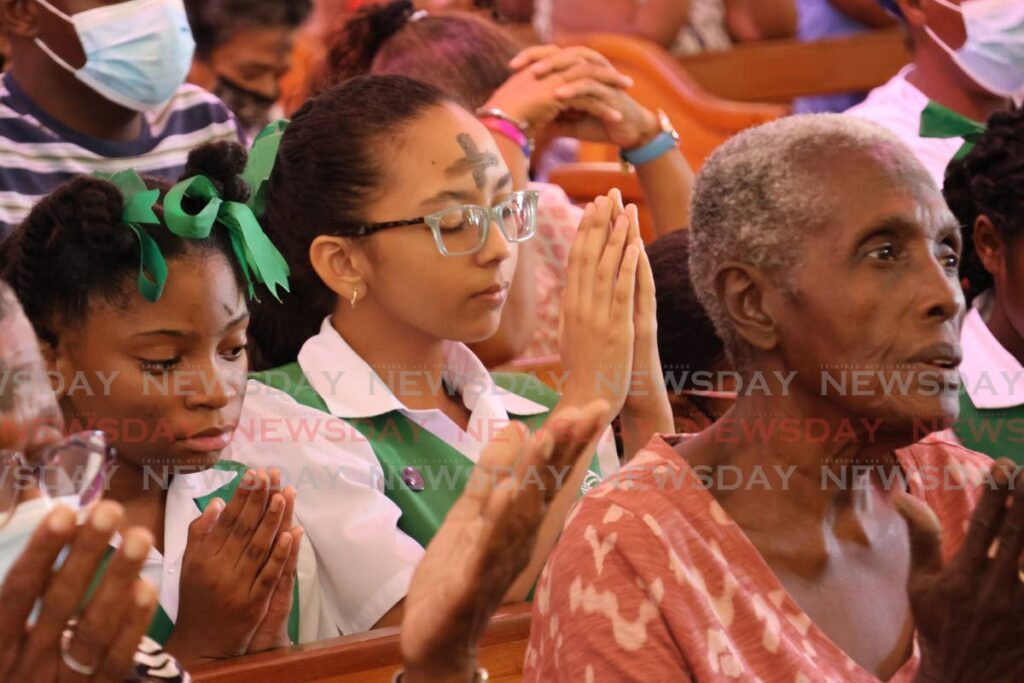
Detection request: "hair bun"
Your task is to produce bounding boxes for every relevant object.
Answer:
[182,140,251,205]
[369,0,417,38]
[322,0,416,89]
[50,177,136,257]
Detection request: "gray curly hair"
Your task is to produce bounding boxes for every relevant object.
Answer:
[688,114,936,369]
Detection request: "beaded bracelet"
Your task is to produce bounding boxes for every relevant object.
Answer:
[479,115,534,159]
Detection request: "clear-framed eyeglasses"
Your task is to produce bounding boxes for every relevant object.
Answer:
[0,431,114,527]
[339,189,539,256]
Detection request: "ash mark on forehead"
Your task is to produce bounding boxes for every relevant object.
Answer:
[446,134,498,190]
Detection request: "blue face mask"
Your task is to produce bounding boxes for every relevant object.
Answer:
[926,0,1024,103]
[33,0,196,111]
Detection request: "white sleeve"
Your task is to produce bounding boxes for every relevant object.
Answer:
[225,380,425,635]
[595,425,620,477]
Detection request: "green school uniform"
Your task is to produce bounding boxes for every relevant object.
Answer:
[955,390,1024,465]
[251,363,606,550]
[956,293,1024,465]
[86,460,301,646]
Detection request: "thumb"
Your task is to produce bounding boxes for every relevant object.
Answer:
[892,491,944,579]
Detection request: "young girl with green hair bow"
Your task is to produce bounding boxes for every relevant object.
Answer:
[0,140,336,666]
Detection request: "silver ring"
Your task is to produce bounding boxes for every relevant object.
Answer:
[61,621,98,676]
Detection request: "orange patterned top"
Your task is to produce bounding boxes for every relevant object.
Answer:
[525,432,992,682]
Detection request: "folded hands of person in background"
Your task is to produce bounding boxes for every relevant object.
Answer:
[0,502,162,683]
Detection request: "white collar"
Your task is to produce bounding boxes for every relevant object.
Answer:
[296,317,549,419]
[107,464,240,622]
[959,290,1024,409]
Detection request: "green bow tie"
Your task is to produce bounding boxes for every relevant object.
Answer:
[97,167,290,304]
[919,100,987,162]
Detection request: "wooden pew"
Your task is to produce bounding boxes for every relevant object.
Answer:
[678,28,911,104]
[553,33,787,170]
[191,603,533,683]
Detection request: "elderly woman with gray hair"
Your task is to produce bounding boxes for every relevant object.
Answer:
[525,114,1024,681]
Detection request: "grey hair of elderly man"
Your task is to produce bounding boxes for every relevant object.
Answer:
[688,114,942,370]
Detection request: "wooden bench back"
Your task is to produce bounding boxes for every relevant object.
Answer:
[191,603,534,683]
[678,28,911,104]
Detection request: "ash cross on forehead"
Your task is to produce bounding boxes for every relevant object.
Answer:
[446,133,499,190]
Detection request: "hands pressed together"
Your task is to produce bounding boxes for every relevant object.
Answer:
[558,188,673,453]
[0,467,303,681]
[168,468,301,664]
[0,502,158,682]
[485,45,661,151]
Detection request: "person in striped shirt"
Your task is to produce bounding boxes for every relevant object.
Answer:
[0,0,241,240]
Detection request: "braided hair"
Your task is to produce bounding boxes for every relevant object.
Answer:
[943,108,1024,305]
[0,141,253,345]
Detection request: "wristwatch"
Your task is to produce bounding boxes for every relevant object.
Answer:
[620,109,680,167]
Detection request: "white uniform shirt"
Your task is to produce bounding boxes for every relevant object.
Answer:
[959,291,1024,410]
[110,467,334,644]
[845,66,963,188]
[227,318,620,633]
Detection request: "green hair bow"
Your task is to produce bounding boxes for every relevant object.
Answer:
[98,170,168,303]
[919,100,987,163]
[163,173,290,302]
[242,119,289,217]
[97,166,290,304]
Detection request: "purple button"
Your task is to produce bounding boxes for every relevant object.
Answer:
[402,466,425,492]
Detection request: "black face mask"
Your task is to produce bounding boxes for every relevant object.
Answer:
[214,73,280,137]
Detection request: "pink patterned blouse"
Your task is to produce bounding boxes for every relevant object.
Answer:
[520,181,581,361]
[525,432,992,682]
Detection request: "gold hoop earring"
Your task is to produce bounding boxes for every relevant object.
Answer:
[350,289,359,309]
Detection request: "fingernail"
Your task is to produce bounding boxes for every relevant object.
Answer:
[134,581,157,608]
[48,506,75,533]
[91,503,119,532]
[279,533,293,550]
[270,496,283,513]
[123,529,151,560]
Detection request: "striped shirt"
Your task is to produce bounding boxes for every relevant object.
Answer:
[0,74,241,239]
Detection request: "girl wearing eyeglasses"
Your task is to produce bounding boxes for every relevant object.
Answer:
[236,74,673,630]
